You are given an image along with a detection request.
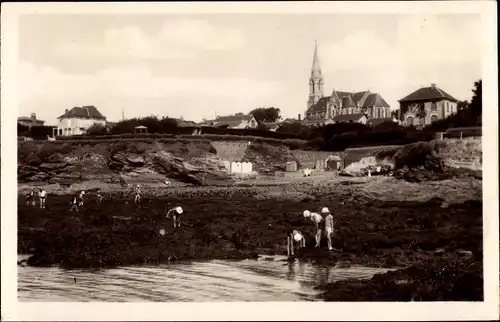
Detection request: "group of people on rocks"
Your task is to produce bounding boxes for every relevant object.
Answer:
[287,207,335,257]
[24,188,47,209]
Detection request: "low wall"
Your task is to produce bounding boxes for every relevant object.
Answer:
[291,150,345,170]
[212,141,249,162]
[343,145,400,168]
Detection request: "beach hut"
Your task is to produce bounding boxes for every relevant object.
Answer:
[133,125,148,134]
[326,155,342,171]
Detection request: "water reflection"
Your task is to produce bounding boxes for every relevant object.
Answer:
[18,255,394,302]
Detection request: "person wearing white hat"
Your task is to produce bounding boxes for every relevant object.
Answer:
[303,209,323,247]
[166,206,184,228]
[134,185,142,204]
[78,191,85,207]
[322,207,334,251]
[287,229,306,257]
[39,189,47,209]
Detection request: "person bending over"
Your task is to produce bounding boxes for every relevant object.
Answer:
[303,210,323,248]
[166,206,184,228]
[287,229,306,257]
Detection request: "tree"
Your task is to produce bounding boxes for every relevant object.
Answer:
[469,79,482,116]
[86,123,108,135]
[249,107,281,123]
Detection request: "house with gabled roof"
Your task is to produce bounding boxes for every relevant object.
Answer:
[18,113,45,129]
[210,114,258,129]
[397,83,459,127]
[304,41,391,126]
[53,105,107,136]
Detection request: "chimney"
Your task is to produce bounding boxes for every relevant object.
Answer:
[298,113,301,121]
[431,83,436,88]
[30,113,36,120]
[65,109,69,114]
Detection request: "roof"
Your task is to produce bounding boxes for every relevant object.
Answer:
[342,95,356,108]
[363,93,390,108]
[367,117,396,127]
[263,122,280,129]
[18,116,45,123]
[58,106,106,120]
[307,97,330,114]
[307,89,391,114]
[399,85,458,103]
[176,119,200,127]
[332,113,366,122]
[214,114,254,127]
[134,125,148,129]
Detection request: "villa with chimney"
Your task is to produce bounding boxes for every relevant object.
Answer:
[53,105,107,136]
[303,42,393,127]
[396,83,459,127]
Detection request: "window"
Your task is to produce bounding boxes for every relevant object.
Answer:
[431,115,438,123]
[431,102,437,111]
[406,116,414,126]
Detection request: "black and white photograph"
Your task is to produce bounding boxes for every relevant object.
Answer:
[1,1,498,321]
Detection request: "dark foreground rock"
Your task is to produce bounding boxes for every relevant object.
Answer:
[18,190,483,301]
[316,256,482,301]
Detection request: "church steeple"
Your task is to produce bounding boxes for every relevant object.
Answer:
[307,40,324,112]
[311,40,322,78]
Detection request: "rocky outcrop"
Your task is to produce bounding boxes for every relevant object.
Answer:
[18,150,233,186]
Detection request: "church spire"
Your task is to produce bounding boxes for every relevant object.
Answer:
[306,40,324,113]
[311,40,322,78]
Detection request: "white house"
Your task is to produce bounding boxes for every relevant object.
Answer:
[53,106,107,136]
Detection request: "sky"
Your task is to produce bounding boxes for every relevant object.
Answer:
[18,13,482,125]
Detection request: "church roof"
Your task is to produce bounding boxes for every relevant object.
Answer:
[363,93,390,108]
[399,84,458,103]
[307,89,391,114]
[342,95,356,108]
[307,96,330,114]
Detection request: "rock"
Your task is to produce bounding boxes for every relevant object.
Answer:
[456,250,473,257]
[125,154,145,166]
[435,248,445,255]
[39,162,68,171]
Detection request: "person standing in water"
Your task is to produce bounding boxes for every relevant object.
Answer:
[303,209,323,248]
[134,185,142,204]
[322,207,334,251]
[287,229,306,257]
[166,206,184,228]
[39,189,47,209]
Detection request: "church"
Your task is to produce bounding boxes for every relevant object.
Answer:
[303,42,392,126]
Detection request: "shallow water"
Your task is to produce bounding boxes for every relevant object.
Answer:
[18,255,393,302]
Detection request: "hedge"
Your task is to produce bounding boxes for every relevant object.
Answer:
[23,135,308,149]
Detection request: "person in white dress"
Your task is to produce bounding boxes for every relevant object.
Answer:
[322,207,334,251]
[39,189,47,209]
